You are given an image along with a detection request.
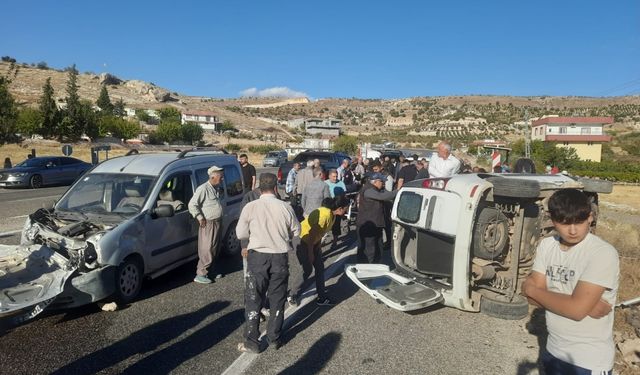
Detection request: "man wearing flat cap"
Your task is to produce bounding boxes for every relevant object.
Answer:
[356,173,397,263]
[188,165,224,284]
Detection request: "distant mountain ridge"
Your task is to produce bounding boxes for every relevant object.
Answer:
[2,61,639,141]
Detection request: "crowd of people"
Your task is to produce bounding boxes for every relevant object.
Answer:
[185,144,465,353]
[178,145,621,373]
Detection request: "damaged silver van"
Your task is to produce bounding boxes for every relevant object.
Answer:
[346,172,612,320]
[1,150,244,322]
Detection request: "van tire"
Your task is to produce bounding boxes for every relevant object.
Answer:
[578,178,613,194]
[480,292,529,320]
[114,256,143,304]
[222,223,241,256]
[488,177,540,199]
[473,207,509,259]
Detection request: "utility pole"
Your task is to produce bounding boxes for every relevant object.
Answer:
[524,110,531,158]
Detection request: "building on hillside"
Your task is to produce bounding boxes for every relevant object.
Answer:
[287,118,341,137]
[181,110,222,132]
[531,116,613,162]
[285,138,331,156]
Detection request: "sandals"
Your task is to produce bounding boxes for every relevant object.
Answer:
[237,342,259,354]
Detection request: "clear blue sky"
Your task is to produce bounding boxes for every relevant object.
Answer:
[2,1,638,99]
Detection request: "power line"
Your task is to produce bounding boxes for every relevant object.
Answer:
[596,77,640,96]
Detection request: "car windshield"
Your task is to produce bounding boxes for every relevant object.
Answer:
[56,173,155,216]
[15,159,47,167]
[267,152,280,157]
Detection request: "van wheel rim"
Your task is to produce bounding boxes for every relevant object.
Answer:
[120,264,140,296]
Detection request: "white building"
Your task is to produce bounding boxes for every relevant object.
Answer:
[181,110,222,131]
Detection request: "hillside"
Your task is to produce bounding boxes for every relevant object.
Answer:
[2,61,640,149]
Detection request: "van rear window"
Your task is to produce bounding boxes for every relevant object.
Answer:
[397,191,422,223]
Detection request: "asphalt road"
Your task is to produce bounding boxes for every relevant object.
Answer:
[0,168,542,375]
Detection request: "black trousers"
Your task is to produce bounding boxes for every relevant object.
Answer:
[289,240,326,300]
[357,222,383,263]
[244,250,289,351]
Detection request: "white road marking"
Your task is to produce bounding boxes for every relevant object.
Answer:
[8,195,60,203]
[0,229,21,237]
[10,215,28,219]
[221,246,357,375]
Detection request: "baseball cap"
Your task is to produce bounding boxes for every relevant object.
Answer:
[370,173,386,182]
[207,165,223,175]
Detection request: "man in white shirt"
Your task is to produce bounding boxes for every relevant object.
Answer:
[236,173,301,353]
[428,141,461,178]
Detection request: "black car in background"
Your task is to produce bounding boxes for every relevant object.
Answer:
[277,151,351,185]
[0,156,93,188]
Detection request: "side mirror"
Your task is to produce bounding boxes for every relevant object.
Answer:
[152,204,174,218]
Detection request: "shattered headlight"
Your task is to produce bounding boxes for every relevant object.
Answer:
[22,220,40,244]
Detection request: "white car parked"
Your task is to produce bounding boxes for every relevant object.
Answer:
[347,171,612,320]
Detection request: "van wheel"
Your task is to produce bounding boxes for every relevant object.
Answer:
[472,207,509,260]
[114,256,143,304]
[480,292,529,320]
[488,177,540,199]
[577,177,613,194]
[222,224,241,256]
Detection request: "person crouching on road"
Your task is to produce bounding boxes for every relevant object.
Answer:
[236,173,301,353]
[288,196,349,307]
[188,166,224,284]
[356,173,397,263]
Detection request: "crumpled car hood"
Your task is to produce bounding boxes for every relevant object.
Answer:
[0,244,75,323]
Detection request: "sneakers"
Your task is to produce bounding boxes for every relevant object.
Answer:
[316,297,334,306]
[287,295,298,307]
[193,275,212,284]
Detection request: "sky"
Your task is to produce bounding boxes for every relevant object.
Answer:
[2,1,639,99]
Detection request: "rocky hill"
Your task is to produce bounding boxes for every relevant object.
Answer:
[3,61,640,147]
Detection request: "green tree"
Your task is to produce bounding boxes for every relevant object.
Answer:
[39,77,58,138]
[99,116,140,140]
[135,109,153,123]
[113,98,126,118]
[332,135,359,155]
[16,107,43,135]
[79,100,99,140]
[96,85,113,114]
[156,121,183,143]
[0,63,19,142]
[61,64,83,140]
[157,107,181,123]
[219,119,237,132]
[181,122,204,145]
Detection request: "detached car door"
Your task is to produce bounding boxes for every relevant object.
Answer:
[346,185,462,311]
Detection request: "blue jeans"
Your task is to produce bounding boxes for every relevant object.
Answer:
[541,349,612,375]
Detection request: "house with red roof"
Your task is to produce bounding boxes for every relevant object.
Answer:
[531,116,613,162]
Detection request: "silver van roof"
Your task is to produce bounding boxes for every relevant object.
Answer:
[90,153,236,176]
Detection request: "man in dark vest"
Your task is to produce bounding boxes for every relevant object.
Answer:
[356,173,397,263]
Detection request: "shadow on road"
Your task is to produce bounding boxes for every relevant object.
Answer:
[278,332,342,375]
[121,308,245,374]
[282,272,359,346]
[517,307,547,375]
[51,300,231,375]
